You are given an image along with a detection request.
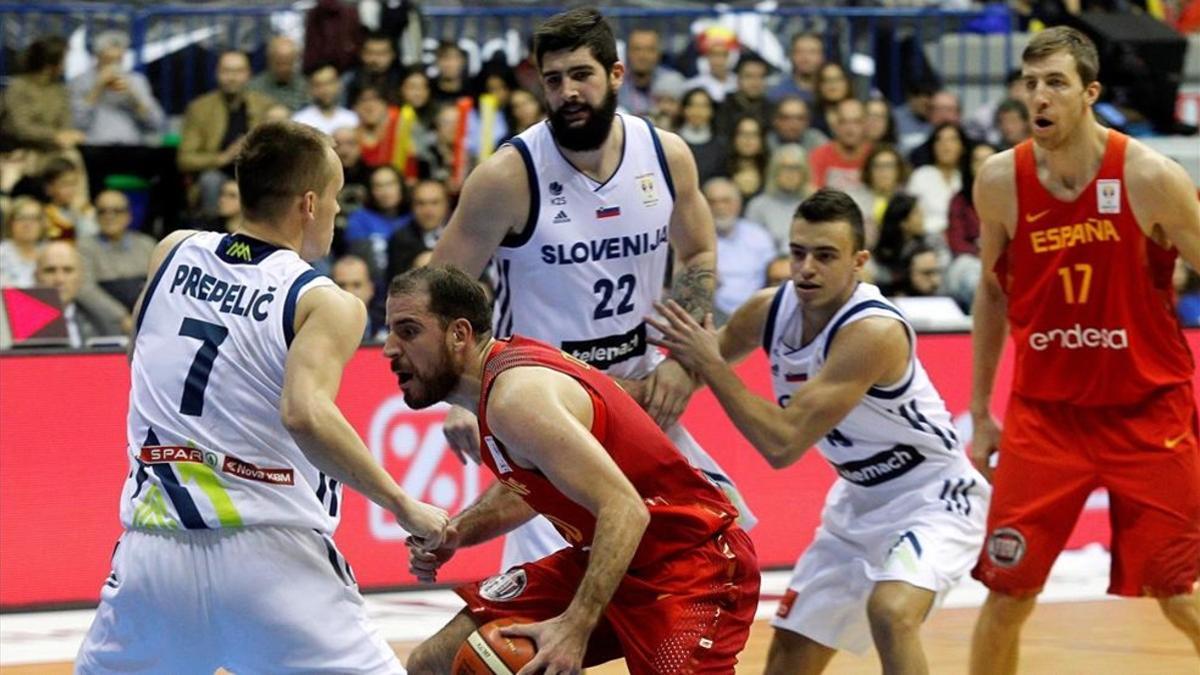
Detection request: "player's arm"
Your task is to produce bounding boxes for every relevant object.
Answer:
[969,151,1015,478]
[446,482,538,547]
[1126,148,1200,271]
[641,131,719,426]
[651,300,908,468]
[661,130,717,320]
[281,286,448,545]
[488,367,650,637]
[127,229,200,361]
[428,147,528,276]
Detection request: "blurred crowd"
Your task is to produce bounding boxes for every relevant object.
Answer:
[1,7,1198,348]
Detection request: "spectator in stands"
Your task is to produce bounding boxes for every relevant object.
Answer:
[387,179,450,281]
[685,27,738,103]
[354,85,400,169]
[332,126,370,195]
[893,80,936,155]
[727,115,770,199]
[618,28,684,117]
[871,192,926,294]
[994,98,1032,150]
[1175,259,1200,327]
[477,62,517,142]
[508,88,546,135]
[966,69,1023,145]
[676,88,727,184]
[907,90,964,167]
[619,28,686,117]
[943,142,996,311]
[302,0,363,75]
[35,241,119,347]
[41,157,96,240]
[346,165,410,281]
[767,32,825,104]
[343,32,404,108]
[331,254,387,342]
[178,50,274,217]
[432,41,472,104]
[401,69,439,130]
[812,62,853,136]
[864,97,898,146]
[264,103,291,123]
[767,96,827,153]
[422,104,474,193]
[765,253,791,287]
[0,36,86,154]
[704,177,777,323]
[292,64,359,136]
[76,190,155,312]
[69,30,163,146]
[0,197,46,287]
[896,243,944,297]
[746,144,810,251]
[648,74,686,132]
[715,56,772,140]
[850,145,909,250]
[248,36,308,113]
[809,98,871,192]
[907,123,968,239]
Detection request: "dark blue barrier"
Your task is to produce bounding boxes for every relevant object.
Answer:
[0,2,1014,115]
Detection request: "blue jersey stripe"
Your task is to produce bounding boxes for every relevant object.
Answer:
[499,137,539,249]
[282,269,324,347]
[762,282,790,355]
[134,233,197,335]
[150,464,208,529]
[645,117,676,201]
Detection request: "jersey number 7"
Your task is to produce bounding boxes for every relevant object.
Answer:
[178,317,229,416]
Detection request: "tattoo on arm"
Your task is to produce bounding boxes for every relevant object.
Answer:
[671,262,716,321]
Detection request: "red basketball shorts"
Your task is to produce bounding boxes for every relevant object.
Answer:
[973,382,1200,597]
[455,527,760,674]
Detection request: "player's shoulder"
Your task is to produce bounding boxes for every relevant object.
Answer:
[977,147,1017,187]
[1123,137,1189,186]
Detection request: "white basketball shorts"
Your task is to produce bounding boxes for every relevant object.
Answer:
[771,470,989,654]
[76,526,403,674]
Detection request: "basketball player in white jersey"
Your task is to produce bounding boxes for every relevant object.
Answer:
[76,121,448,674]
[428,6,753,570]
[649,189,989,674]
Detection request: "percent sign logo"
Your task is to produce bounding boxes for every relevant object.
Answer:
[367,395,483,540]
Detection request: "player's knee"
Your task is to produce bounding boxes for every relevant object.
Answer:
[980,590,1037,627]
[1157,593,1200,634]
[866,590,924,637]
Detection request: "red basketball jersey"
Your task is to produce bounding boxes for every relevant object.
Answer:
[476,336,737,569]
[998,131,1193,406]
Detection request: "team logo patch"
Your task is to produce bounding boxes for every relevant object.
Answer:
[637,173,659,207]
[479,569,528,602]
[1097,179,1120,214]
[986,527,1027,568]
[776,589,799,618]
[549,181,563,196]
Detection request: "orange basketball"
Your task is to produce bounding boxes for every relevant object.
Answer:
[451,618,537,675]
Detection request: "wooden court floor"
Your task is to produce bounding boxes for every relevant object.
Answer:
[4,599,1194,674]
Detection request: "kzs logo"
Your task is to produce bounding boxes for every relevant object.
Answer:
[367,396,485,540]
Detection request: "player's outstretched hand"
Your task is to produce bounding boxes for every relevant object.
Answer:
[642,357,696,430]
[501,614,589,675]
[407,524,459,583]
[442,405,481,465]
[647,299,723,374]
[397,498,450,552]
[970,413,1002,481]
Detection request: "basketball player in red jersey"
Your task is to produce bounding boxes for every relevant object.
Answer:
[969,26,1200,673]
[387,266,760,675]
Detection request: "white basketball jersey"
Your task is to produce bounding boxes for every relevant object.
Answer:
[492,114,675,379]
[120,231,340,533]
[764,281,973,507]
